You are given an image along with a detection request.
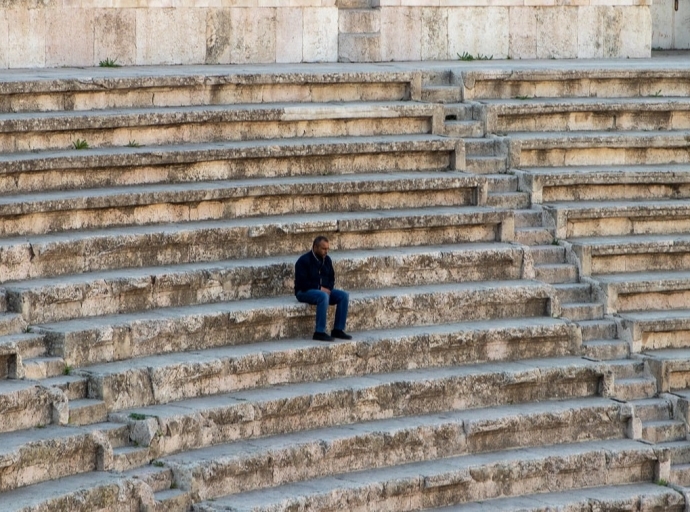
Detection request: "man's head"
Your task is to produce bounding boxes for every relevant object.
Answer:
[312,235,329,259]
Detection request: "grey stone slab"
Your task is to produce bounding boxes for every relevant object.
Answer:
[513,130,690,149]
[192,438,659,512]
[434,483,684,511]
[0,133,455,173]
[0,101,437,133]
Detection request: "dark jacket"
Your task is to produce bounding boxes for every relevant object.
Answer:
[294,250,335,295]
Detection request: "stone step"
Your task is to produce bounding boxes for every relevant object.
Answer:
[620,309,690,353]
[0,465,171,512]
[570,234,690,277]
[578,318,617,341]
[444,120,483,138]
[642,420,687,444]
[430,483,684,511]
[514,210,543,229]
[666,440,690,464]
[0,101,439,153]
[671,463,690,486]
[35,280,554,368]
[0,332,47,378]
[630,397,673,422]
[485,192,530,209]
[0,422,124,492]
[0,171,482,238]
[0,206,513,282]
[643,348,690,393]
[113,445,153,472]
[0,134,458,196]
[159,398,627,501]
[152,488,193,512]
[464,138,496,156]
[484,96,690,133]
[513,130,690,168]
[553,282,591,303]
[0,380,54,434]
[561,302,605,321]
[5,243,522,324]
[466,155,507,174]
[110,356,609,456]
[582,339,630,361]
[0,67,418,114]
[80,317,577,410]
[442,103,475,120]
[514,227,553,246]
[533,263,578,284]
[0,312,26,337]
[191,439,662,512]
[544,198,690,240]
[22,355,65,380]
[613,376,658,401]
[483,173,517,194]
[68,398,108,426]
[42,374,89,401]
[516,164,690,204]
[460,67,690,101]
[595,270,690,315]
[421,85,461,103]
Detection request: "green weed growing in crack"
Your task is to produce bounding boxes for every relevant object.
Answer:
[99,58,121,68]
[457,51,493,61]
[129,412,147,420]
[72,139,90,150]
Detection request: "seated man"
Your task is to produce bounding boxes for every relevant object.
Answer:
[294,235,352,342]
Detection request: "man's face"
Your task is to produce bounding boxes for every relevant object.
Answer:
[314,240,329,258]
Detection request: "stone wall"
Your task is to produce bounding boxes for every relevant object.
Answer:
[0,1,651,68]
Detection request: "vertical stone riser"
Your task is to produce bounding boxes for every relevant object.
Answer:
[47,292,551,368]
[0,82,413,114]
[176,409,628,501]
[88,326,578,411]
[12,250,522,325]
[140,371,603,457]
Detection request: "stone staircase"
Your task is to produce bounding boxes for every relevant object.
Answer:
[1,62,690,511]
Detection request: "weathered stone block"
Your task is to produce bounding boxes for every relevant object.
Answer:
[448,7,509,60]
[302,8,338,62]
[135,8,206,65]
[94,9,136,66]
[380,7,422,60]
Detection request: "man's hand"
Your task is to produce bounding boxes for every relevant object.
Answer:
[320,286,331,295]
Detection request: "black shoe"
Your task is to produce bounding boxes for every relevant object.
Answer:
[313,331,335,342]
[331,329,352,340]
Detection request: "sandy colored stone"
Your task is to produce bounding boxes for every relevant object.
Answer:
[135,8,206,65]
[94,9,136,66]
[448,7,509,60]
[380,7,422,60]
[421,7,448,59]
[302,8,338,62]
[6,8,46,68]
[509,7,537,58]
[276,7,303,63]
[536,6,578,58]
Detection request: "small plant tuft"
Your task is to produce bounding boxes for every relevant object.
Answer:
[72,139,90,150]
[63,365,72,376]
[170,481,178,489]
[129,412,146,420]
[36,423,46,429]
[650,89,663,97]
[126,140,142,147]
[152,460,165,467]
[23,325,33,333]
[99,57,121,68]
[457,51,493,61]
[657,478,669,486]
[551,238,560,246]
[515,95,531,100]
